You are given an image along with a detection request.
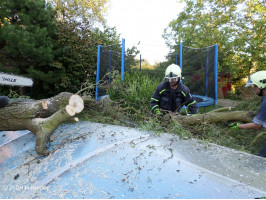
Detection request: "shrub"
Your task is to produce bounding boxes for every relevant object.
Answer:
[107,70,161,114]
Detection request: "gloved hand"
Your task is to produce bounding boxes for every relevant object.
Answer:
[187,114,198,116]
[154,108,162,116]
[228,122,240,130]
[151,108,162,119]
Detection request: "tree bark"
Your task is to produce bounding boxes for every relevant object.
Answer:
[171,107,256,125]
[0,92,84,156]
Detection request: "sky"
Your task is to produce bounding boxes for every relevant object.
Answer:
[105,0,184,65]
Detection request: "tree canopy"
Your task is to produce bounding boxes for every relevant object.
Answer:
[163,0,265,82]
[0,0,139,99]
[0,0,56,69]
[47,0,109,23]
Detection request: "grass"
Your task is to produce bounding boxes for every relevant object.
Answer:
[79,71,264,156]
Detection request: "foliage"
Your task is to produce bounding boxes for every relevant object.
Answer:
[139,60,155,70]
[47,0,109,24]
[49,24,122,97]
[81,71,264,156]
[0,0,56,70]
[163,0,266,83]
[0,0,61,98]
[49,22,140,98]
[107,70,161,114]
[139,63,166,81]
[0,0,139,99]
[125,46,140,71]
[0,0,263,157]
[234,95,261,111]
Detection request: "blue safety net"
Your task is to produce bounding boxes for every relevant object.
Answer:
[97,43,122,99]
[153,44,217,107]
[182,45,216,105]
[96,40,138,100]
[96,42,217,107]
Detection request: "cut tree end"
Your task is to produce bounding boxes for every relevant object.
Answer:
[69,95,84,113]
[66,105,76,116]
[42,101,48,109]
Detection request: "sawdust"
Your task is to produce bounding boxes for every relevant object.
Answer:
[1,122,266,198]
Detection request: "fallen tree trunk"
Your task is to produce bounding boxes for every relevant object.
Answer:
[171,107,256,126]
[0,92,84,155]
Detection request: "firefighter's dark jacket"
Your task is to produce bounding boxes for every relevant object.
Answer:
[150,82,198,114]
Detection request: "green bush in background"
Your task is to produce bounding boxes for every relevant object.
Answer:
[108,70,161,114]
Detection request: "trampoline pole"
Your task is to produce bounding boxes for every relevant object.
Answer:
[214,44,218,108]
[109,50,112,84]
[179,42,182,83]
[205,50,209,97]
[95,44,101,101]
[121,38,125,81]
[179,42,182,71]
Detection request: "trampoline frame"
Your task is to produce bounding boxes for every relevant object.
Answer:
[192,94,215,108]
[96,42,218,109]
[179,43,218,108]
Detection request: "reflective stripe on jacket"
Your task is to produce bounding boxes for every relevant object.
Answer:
[150,82,198,114]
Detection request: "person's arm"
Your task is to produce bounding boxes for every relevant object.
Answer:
[238,99,266,130]
[182,90,198,114]
[238,123,262,130]
[150,87,161,115]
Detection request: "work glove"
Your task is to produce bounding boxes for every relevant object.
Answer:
[228,122,240,130]
[151,108,162,119]
[186,113,198,116]
[154,108,162,116]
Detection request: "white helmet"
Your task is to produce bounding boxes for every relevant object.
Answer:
[164,64,182,82]
[245,71,266,89]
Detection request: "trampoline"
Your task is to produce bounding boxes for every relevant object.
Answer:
[1,122,266,199]
[193,94,215,107]
[95,42,218,111]
[180,43,218,109]
[181,94,215,112]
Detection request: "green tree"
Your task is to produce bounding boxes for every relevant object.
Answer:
[0,0,139,99]
[47,0,109,24]
[0,0,62,98]
[163,0,265,83]
[0,0,56,70]
[35,0,138,98]
[54,24,122,94]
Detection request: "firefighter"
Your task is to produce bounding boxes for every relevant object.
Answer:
[150,64,198,116]
[230,71,266,157]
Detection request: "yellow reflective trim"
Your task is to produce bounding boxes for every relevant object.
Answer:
[181,91,186,97]
[151,105,159,110]
[187,100,196,107]
[151,97,159,102]
[159,89,166,94]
